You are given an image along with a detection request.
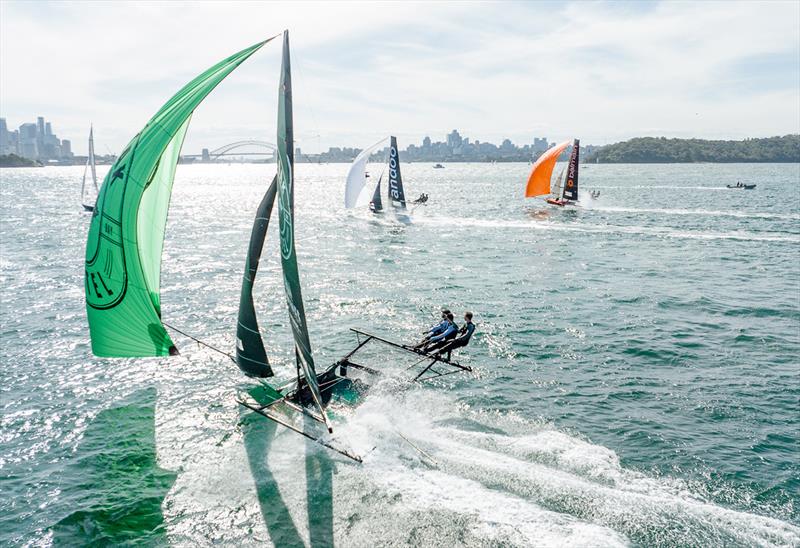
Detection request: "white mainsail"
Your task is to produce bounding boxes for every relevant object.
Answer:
[81,126,99,210]
[552,165,565,199]
[344,137,388,208]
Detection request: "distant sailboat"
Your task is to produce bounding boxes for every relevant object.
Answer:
[345,135,408,215]
[80,126,99,211]
[525,139,581,207]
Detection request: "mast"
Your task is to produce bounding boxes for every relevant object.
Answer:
[387,136,406,209]
[275,30,332,432]
[563,139,579,201]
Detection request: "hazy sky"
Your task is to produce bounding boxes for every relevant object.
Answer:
[1,0,799,155]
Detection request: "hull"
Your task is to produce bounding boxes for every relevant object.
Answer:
[82,204,94,212]
[546,198,578,207]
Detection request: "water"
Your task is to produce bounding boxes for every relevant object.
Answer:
[1,162,798,547]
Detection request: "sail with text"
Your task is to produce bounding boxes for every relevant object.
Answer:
[344,137,389,209]
[275,31,332,431]
[387,136,406,209]
[563,139,579,201]
[84,37,277,358]
[81,126,99,211]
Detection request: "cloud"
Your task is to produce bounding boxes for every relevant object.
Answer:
[1,0,798,155]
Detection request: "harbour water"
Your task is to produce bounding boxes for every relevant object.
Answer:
[1,162,798,546]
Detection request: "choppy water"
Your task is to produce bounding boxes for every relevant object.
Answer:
[1,162,799,547]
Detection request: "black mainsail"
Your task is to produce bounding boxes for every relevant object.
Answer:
[275,31,331,430]
[387,136,406,209]
[563,139,580,201]
[235,176,278,378]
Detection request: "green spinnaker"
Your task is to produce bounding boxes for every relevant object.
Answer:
[85,38,276,357]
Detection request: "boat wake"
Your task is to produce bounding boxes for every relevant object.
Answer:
[587,205,799,221]
[338,388,800,547]
[414,216,800,243]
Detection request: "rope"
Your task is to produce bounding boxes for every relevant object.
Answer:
[163,322,236,364]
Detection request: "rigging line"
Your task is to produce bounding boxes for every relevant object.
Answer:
[395,429,438,465]
[163,321,236,363]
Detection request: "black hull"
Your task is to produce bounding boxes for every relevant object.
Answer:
[82,204,94,212]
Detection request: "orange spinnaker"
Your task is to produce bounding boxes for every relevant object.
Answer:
[525,140,571,197]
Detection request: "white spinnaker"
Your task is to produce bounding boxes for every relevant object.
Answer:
[344,137,388,208]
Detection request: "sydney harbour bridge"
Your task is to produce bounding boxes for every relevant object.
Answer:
[181,140,277,162]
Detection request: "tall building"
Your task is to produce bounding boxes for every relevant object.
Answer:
[422,136,431,148]
[61,139,72,157]
[0,118,9,155]
[446,129,462,149]
[19,123,38,159]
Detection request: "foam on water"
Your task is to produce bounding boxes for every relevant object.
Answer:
[334,386,800,547]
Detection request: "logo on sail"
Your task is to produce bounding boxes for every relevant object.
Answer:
[389,146,400,201]
[85,157,129,310]
[277,152,293,261]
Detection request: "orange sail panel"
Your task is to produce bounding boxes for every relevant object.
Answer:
[525,140,571,197]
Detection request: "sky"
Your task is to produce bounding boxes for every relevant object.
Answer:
[1,0,799,155]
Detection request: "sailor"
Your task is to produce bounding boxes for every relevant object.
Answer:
[422,312,459,353]
[430,312,475,357]
[414,309,451,349]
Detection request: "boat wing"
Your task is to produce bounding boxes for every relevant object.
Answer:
[525,140,571,198]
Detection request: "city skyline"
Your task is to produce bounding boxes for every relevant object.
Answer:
[0,116,73,163]
[1,1,798,156]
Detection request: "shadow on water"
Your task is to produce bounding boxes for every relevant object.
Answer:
[51,387,176,546]
[240,385,304,547]
[304,414,334,547]
[241,385,336,547]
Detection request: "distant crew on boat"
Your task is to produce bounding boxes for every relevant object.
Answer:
[412,193,429,204]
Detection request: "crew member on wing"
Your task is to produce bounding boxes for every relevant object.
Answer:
[433,312,475,356]
[422,312,458,353]
[414,309,451,349]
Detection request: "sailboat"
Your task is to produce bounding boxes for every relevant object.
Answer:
[80,126,99,211]
[345,136,408,215]
[84,32,365,460]
[525,139,580,207]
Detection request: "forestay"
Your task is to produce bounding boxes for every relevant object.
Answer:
[84,38,275,357]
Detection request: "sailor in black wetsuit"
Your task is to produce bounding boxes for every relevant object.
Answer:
[432,312,475,357]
